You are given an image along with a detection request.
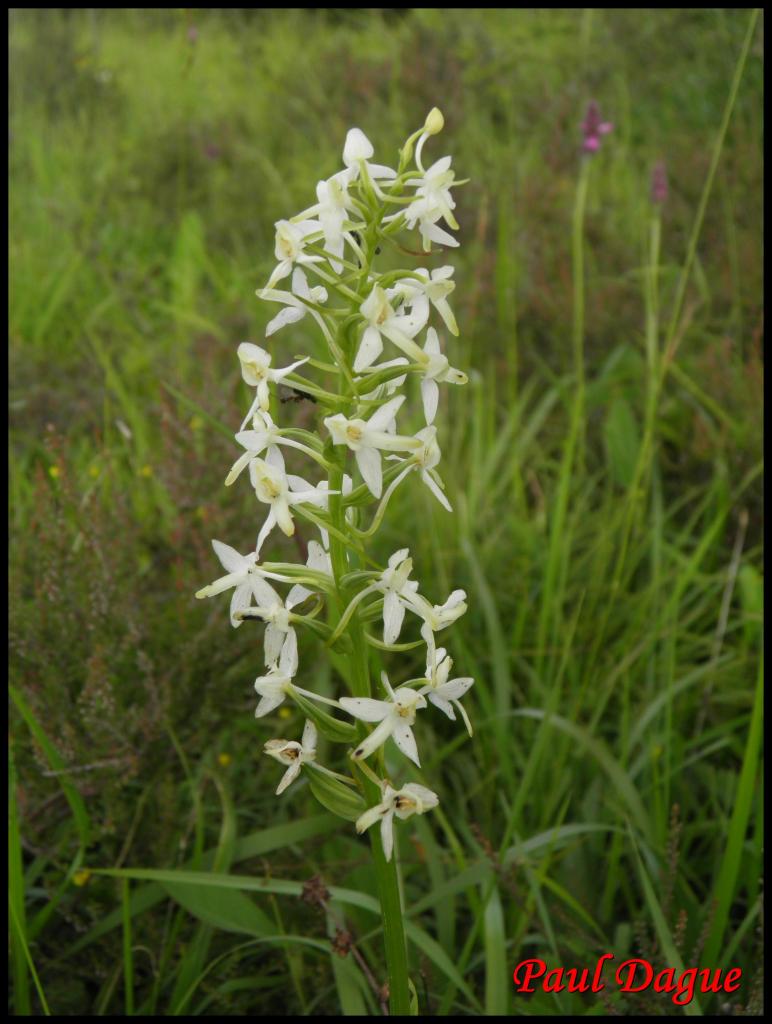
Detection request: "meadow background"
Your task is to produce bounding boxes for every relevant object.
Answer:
[9,8,763,1016]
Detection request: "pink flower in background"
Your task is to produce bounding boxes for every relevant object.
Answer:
[581,101,613,154]
[651,160,668,204]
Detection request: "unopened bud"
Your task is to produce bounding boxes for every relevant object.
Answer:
[424,107,444,136]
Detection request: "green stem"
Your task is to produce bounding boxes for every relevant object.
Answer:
[324,219,412,1011]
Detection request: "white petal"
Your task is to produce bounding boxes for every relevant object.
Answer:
[271,357,310,383]
[339,697,390,722]
[428,693,456,720]
[230,583,253,628]
[380,810,395,861]
[266,306,304,337]
[354,326,383,372]
[391,723,421,766]
[366,394,405,432]
[422,470,452,511]
[301,720,317,751]
[255,693,285,718]
[383,591,406,645]
[274,497,295,536]
[276,761,301,795]
[279,630,298,675]
[264,623,287,666]
[306,540,331,572]
[286,582,312,608]
[212,539,248,573]
[343,127,374,164]
[224,450,254,486]
[421,378,439,425]
[438,677,475,701]
[356,802,386,835]
[424,326,441,356]
[352,717,396,761]
[367,162,398,180]
[251,577,281,608]
[356,446,383,498]
[256,510,277,556]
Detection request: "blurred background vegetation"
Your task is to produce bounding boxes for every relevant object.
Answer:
[9,8,763,1016]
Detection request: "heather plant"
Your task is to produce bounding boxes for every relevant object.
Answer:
[194,107,472,1013]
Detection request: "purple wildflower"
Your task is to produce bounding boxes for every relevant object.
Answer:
[651,160,668,205]
[581,101,613,155]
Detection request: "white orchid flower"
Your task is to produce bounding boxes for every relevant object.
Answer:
[324,395,421,499]
[249,450,336,553]
[377,549,421,644]
[264,720,317,795]
[233,575,301,667]
[342,128,398,190]
[387,425,452,510]
[419,646,474,736]
[237,342,309,428]
[353,285,428,372]
[260,267,328,338]
[225,410,321,487]
[405,589,468,672]
[195,539,292,628]
[333,548,421,647]
[303,172,355,272]
[355,781,439,861]
[401,199,459,253]
[403,153,456,245]
[340,672,427,766]
[267,218,323,288]
[254,631,299,717]
[389,266,459,337]
[417,328,468,425]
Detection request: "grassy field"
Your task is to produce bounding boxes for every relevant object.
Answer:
[9,8,763,1016]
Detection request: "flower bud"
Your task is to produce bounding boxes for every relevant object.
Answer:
[424,107,444,136]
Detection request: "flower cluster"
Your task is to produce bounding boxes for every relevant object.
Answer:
[196,109,473,861]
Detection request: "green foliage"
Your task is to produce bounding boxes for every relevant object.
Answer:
[9,7,763,1017]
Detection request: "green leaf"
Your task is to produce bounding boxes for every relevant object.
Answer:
[483,885,508,1015]
[738,563,762,645]
[603,396,640,488]
[162,882,275,937]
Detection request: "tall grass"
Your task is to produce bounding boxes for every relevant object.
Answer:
[9,8,763,1016]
